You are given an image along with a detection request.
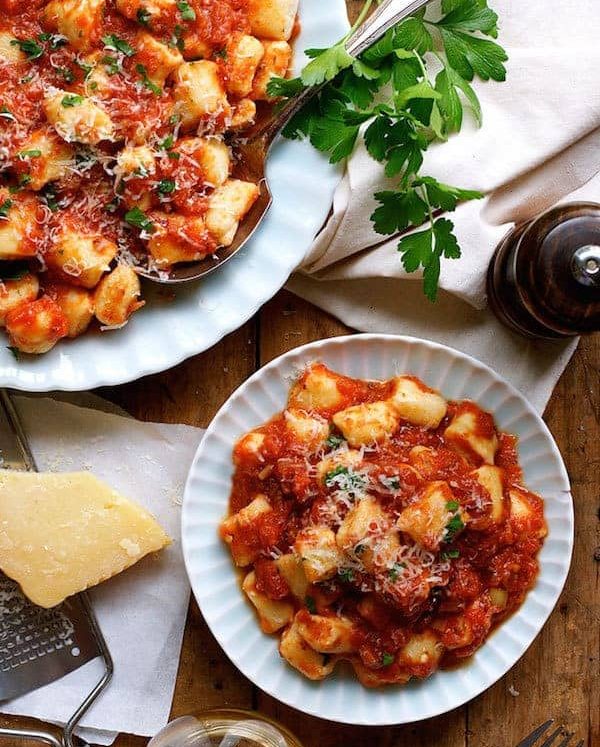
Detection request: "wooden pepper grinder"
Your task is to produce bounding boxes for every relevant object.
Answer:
[487,202,600,339]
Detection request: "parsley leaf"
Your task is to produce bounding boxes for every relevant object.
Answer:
[10,38,43,60]
[325,434,345,449]
[371,190,428,235]
[396,218,462,300]
[125,206,155,234]
[41,185,61,212]
[439,28,507,82]
[382,652,395,667]
[0,199,13,219]
[137,6,152,26]
[61,94,84,107]
[273,0,507,301]
[136,63,161,94]
[324,465,349,485]
[438,0,500,38]
[157,178,176,194]
[266,76,305,99]
[301,43,354,86]
[388,562,407,581]
[441,548,460,560]
[7,346,20,360]
[102,54,121,75]
[102,34,135,57]
[444,512,465,542]
[338,568,354,583]
[177,0,196,20]
[305,595,317,614]
[17,149,42,159]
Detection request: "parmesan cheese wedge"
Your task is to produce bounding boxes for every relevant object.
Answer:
[0,470,171,608]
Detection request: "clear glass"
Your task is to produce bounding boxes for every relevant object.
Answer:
[148,709,304,747]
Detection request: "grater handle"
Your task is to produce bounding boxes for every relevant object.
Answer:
[0,389,36,471]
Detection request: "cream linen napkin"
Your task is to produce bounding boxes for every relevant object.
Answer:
[290,0,600,413]
[0,396,203,745]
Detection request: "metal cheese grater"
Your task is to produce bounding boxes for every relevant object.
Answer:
[0,390,113,746]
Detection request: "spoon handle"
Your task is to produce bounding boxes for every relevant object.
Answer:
[346,0,432,57]
[255,0,432,146]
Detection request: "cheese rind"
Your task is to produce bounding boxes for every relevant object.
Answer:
[0,470,171,608]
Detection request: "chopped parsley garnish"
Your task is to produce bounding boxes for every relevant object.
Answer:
[136,7,152,26]
[125,206,155,234]
[446,500,460,512]
[7,346,20,360]
[159,133,180,159]
[338,568,354,583]
[102,55,121,75]
[0,199,13,219]
[381,652,395,667]
[10,38,44,60]
[17,174,31,187]
[58,66,75,83]
[17,149,42,160]
[41,186,60,212]
[177,0,196,21]
[157,178,176,194]
[102,34,135,57]
[20,72,34,84]
[441,548,460,560]
[37,32,52,42]
[214,47,227,59]
[169,113,180,126]
[169,24,185,52]
[387,562,407,581]
[78,60,93,79]
[325,434,345,449]
[324,465,349,485]
[136,64,161,95]
[444,513,465,543]
[305,595,317,614]
[61,94,84,108]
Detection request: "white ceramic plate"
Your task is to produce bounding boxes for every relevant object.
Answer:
[182,334,573,726]
[0,0,348,392]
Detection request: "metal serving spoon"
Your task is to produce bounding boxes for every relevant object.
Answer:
[141,0,431,284]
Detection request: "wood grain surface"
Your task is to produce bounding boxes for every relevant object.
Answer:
[2,1,599,743]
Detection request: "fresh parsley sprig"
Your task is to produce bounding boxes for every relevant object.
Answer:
[267,0,508,300]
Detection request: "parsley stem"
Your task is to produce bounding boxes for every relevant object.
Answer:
[346,0,376,42]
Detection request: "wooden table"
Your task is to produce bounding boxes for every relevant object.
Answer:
[4,290,599,747]
[4,0,600,742]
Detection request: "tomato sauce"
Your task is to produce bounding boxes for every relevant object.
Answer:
[225,364,548,686]
[0,0,254,280]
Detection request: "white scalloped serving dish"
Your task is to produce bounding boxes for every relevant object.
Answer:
[182,334,573,726]
[0,0,348,392]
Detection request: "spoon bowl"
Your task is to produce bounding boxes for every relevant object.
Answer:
[138,0,430,285]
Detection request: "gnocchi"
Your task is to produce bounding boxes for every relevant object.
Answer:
[0,0,294,352]
[221,364,547,687]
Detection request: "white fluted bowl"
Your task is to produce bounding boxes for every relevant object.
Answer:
[182,334,573,725]
[0,0,348,392]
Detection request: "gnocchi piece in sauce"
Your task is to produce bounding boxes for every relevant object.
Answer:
[220,363,547,687]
